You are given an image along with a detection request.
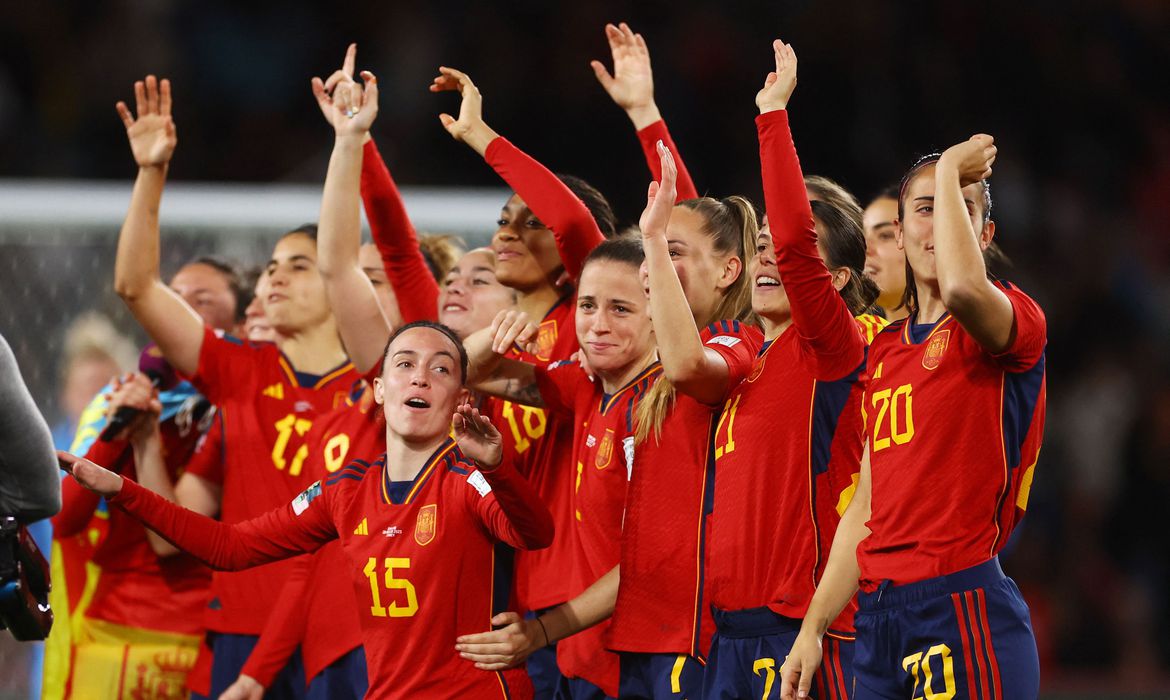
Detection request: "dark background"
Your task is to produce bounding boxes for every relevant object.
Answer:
[2,0,1169,691]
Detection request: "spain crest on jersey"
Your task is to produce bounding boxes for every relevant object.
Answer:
[595,428,615,469]
[922,329,951,370]
[534,320,558,362]
[414,504,437,546]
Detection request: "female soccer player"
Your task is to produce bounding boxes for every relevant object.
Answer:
[780,135,1046,699]
[112,74,361,696]
[464,238,660,698]
[862,186,909,321]
[60,319,555,699]
[455,150,760,699]
[697,41,877,700]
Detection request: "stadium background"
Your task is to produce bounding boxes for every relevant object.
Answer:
[1,0,1168,697]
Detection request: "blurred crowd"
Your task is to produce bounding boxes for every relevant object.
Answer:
[1,0,1168,691]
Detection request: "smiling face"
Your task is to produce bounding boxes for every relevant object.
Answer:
[373,326,468,444]
[639,205,741,326]
[263,233,333,335]
[170,262,239,332]
[491,194,564,291]
[439,249,515,340]
[576,259,654,381]
[896,165,995,290]
[751,215,844,326]
[862,196,906,310]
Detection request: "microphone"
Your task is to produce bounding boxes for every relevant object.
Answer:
[98,344,177,442]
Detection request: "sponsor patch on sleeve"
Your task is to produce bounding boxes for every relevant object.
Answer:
[468,470,493,498]
[291,480,322,516]
[706,335,742,348]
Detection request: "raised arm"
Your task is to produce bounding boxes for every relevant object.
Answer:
[112,76,206,377]
[780,445,871,699]
[756,41,863,379]
[933,136,1017,352]
[58,452,336,570]
[315,64,394,374]
[590,22,698,201]
[640,144,736,405]
[433,67,604,280]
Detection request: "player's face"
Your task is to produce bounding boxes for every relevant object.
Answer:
[244,271,278,342]
[359,243,399,321]
[647,206,738,325]
[750,223,792,321]
[264,233,333,335]
[375,327,467,444]
[491,194,564,292]
[439,249,515,340]
[170,262,238,333]
[863,196,906,309]
[897,166,994,289]
[576,259,654,378]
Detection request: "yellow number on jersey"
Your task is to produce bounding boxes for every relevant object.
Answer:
[714,395,742,460]
[362,557,419,618]
[870,383,915,452]
[501,401,547,454]
[323,433,351,473]
[902,644,957,700]
[272,413,312,476]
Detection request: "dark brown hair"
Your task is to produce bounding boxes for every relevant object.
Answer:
[810,200,880,315]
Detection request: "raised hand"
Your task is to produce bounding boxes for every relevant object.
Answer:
[311,43,358,128]
[330,70,380,137]
[115,75,177,168]
[939,134,996,186]
[756,40,798,114]
[452,403,503,469]
[638,141,678,239]
[489,309,538,356]
[430,67,495,155]
[590,22,659,128]
[455,611,544,670]
[57,451,123,498]
[106,372,162,444]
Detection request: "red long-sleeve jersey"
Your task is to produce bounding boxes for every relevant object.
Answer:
[531,360,662,695]
[636,119,699,202]
[183,328,360,635]
[704,112,867,632]
[55,424,210,636]
[111,439,552,699]
[859,282,1046,589]
[361,138,439,324]
[242,392,385,686]
[608,321,762,659]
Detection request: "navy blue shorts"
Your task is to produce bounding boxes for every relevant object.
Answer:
[853,558,1039,699]
[703,606,854,700]
[208,633,306,700]
[526,608,564,699]
[553,675,615,700]
[307,646,368,700]
[618,652,704,699]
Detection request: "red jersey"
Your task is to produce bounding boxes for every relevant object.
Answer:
[609,321,762,659]
[110,439,553,699]
[56,423,211,636]
[185,327,360,634]
[242,391,385,685]
[534,360,662,696]
[705,111,868,630]
[636,119,699,202]
[362,138,439,324]
[494,293,582,612]
[858,282,1047,589]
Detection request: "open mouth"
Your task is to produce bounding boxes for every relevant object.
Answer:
[755,276,781,288]
[442,303,467,313]
[404,397,430,409]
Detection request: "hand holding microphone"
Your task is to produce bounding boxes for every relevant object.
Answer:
[99,372,164,444]
[99,344,176,442]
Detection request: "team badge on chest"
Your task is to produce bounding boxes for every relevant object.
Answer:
[922,329,951,370]
[595,428,615,469]
[534,320,558,362]
[414,504,437,546]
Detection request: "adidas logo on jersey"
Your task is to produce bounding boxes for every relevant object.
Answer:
[353,518,369,535]
[262,383,284,400]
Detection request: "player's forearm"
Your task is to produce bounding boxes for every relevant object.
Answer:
[241,558,312,686]
[114,166,167,301]
[539,565,619,643]
[801,479,868,637]
[130,431,181,557]
[318,134,365,279]
[636,119,699,201]
[481,463,554,550]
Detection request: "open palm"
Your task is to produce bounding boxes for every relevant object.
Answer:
[116,75,177,168]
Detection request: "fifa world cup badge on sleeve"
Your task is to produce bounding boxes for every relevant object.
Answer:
[414,504,437,546]
[922,329,951,370]
[292,481,323,515]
